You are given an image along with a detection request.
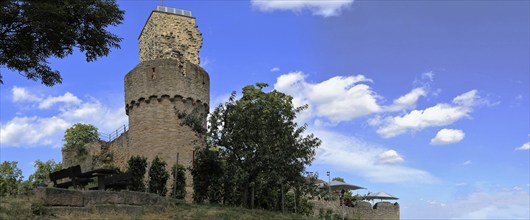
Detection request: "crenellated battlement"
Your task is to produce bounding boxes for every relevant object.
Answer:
[124,59,209,115]
[125,94,208,115]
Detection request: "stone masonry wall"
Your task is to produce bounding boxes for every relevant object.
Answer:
[124,56,209,198]
[315,200,400,220]
[139,11,202,65]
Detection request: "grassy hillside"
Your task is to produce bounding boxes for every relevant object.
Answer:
[0,196,318,220]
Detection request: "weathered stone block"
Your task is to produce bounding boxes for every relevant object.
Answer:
[83,191,124,206]
[34,188,84,207]
[353,201,372,209]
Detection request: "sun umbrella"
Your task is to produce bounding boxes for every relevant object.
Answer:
[329,180,366,191]
[365,191,399,201]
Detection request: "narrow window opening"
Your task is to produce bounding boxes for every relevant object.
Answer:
[151,67,156,79]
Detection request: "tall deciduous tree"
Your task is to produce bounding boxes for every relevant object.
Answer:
[0,161,23,196]
[0,0,124,86]
[207,83,321,209]
[62,123,99,157]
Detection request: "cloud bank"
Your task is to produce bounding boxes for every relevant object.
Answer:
[1,87,127,148]
[251,0,354,17]
[274,71,427,125]
[312,129,436,184]
[370,90,482,138]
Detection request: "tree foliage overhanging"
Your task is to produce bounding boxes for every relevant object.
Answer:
[192,83,321,213]
[0,0,124,86]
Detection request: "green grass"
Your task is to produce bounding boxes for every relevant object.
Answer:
[0,196,318,220]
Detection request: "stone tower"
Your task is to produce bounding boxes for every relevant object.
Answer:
[124,6,209,196]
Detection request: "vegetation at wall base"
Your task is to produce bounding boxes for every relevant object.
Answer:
[170,164,186,199]
[0,196,319,219]
[148,156,169,196]
[127,155,148,192]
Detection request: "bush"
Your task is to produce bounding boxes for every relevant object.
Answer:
[127,156,147,192]
[284,192,313,216]
[148,156,169,196]
[190,147,223,204]
[170,164,186,199]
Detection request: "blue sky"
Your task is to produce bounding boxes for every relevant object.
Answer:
[1,0,529,219]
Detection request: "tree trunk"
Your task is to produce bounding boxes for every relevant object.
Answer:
[251,183,255,209]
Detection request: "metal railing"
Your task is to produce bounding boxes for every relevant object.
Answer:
[156,6,192,17]
[99,124,128,142]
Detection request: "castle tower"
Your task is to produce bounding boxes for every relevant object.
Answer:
[124,6,209,197]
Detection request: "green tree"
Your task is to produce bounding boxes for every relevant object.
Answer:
[27,159,62,189]
[207,83,321,209]
[170,164,186,200]
[0,161,23,196]
[0,0,124,86]
[148,156,169,196]
[127,155,147,192]
[62,123,99,158]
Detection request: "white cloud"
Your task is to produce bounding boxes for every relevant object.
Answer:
[0,116,69,147]
[313,129,436,184]
[274,72,431,126]
[373,90,481,138]
[38,92,81,109]
[377,150,404,164]
[1,87,127,148]
[384,88,426,111]
[251,0,354,17]
[274,72,382,124]
[270,67,280,72]
[409,186,530,219]
[12,86,42,102]
[422,71,434,82]
[451,187,530,219]
[515,142,529,151]
[430,129,465,145]
[11,87,82,109]
[462,160,472,166]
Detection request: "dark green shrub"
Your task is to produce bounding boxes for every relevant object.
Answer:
[127,155,147,192]
[148,156,169,196]
[170,164,186,199]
